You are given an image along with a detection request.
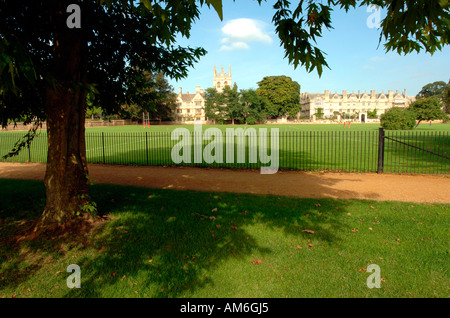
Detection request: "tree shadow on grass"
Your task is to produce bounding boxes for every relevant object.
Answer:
[65,181,352,298]
[0,175,354,298]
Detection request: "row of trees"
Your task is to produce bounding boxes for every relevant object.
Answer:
[86,72,177,122]
[205,75,301,124]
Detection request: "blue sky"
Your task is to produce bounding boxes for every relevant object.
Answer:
[168,1,450,97]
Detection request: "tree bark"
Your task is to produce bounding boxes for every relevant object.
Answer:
[37,0,95,229]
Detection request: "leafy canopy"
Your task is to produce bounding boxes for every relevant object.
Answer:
[380,106,416,130]
[408,96,446,125]
[256,75,301,118]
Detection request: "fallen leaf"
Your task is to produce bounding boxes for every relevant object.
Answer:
[302,229,315,234]
[296,245,303,249]
[211,208,218,213]
[251,259,262,264]
[315,203,321,207]
[352,229,358,232]
[307,244,314,249]
[231,226,237,230]
[56,271,62,274]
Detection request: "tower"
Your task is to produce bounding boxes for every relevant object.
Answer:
[213,65,232,92]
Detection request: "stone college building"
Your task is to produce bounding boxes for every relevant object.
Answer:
[175,65,415,123]
[300,89,416,122]
[175,65,232,123]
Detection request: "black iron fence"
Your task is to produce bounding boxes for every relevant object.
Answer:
[1,129,449,174]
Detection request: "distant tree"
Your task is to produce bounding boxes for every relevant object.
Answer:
[239,89,267,125]
[445,80,450,114]
[204,88,228,124]
[314,107,324,119]
[367,108,378,119]
[408,96,446,127]
[121,72,177,123]
[380,107,416,130]
[256,76,301,118]
[416,81,448,99]
[222,83,241,125]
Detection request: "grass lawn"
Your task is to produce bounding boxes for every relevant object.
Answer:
[1,122,449,174]
[1,178,448,298]
[83,122,450,133]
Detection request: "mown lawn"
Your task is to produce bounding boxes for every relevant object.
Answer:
[0,178,448,298]
[1,123,449,174]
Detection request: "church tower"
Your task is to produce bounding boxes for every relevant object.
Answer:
[213,65,232,92]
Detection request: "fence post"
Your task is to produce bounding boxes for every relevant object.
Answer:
[27,131,31,162]
[146,131,149,165]
[377,127,385,173]
[102,132,106,164]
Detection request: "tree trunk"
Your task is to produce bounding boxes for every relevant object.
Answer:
[37,0,95,229]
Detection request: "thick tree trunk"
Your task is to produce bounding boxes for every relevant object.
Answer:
[37,0,95,229]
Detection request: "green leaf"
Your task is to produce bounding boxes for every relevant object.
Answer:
[205,0,223,20]
[142,0,152,11]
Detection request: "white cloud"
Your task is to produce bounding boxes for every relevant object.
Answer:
[369,56,385,62]
[220,41,250,51]
[219,18,273,51]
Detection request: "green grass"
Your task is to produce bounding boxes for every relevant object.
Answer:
[82,122,450,133]
[1,123,449,174]
[1,178,449,298]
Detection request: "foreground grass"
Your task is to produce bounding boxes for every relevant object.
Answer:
[0,178,448,298]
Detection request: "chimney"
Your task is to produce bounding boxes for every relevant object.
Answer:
[179,87,182,94]
[196,86,201,93]
[388,90,393,98]
[343,90,347,99]
[404,89,407,97]
[371,90,376,99]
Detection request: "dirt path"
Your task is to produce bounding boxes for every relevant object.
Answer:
[1,162,449,204]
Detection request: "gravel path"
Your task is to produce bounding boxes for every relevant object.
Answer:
[1,162,449,204]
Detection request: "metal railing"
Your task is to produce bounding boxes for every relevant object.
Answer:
[1,129,449,174]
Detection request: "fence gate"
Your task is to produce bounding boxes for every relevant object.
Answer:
[377,128,450,174]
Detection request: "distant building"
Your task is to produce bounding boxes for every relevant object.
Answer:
[175,65,232,122]
[175,86,206,122]
[213,65,232,93]
[300,89,416,122]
